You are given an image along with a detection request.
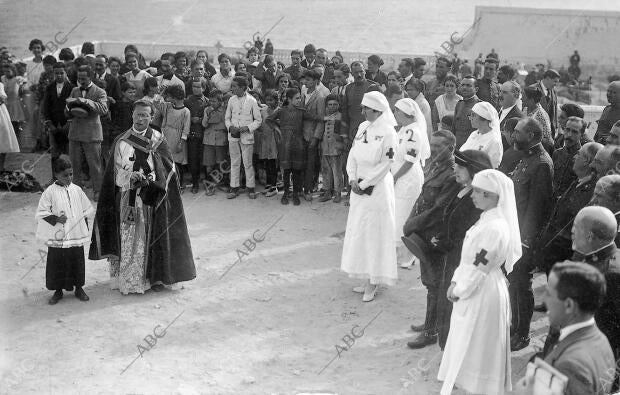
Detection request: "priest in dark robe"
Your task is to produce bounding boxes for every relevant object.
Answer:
[89,99,195,294]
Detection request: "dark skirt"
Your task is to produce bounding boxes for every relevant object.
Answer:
[436,244,463,349]
[46,246,85,291]
[278,127,306,170]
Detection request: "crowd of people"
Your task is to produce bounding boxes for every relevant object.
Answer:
[1,38,620,394]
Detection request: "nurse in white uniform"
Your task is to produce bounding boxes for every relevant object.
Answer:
[341,91,399,302]
[391,98,430,268]
[438,169,521,395]
[460,101,503,168]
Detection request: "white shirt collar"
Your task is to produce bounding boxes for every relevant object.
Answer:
[499,103,516,123]
[403,73,413,85]
[97,70,107,80]
[559,317,595,341]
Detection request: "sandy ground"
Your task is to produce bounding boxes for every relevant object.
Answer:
[0,153,550,395]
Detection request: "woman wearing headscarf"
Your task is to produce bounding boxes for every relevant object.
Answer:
[438,169,521,395]
[341,91,399,302]
[433,150,493,349]
[460,101,503,168]
[392,98,430,268]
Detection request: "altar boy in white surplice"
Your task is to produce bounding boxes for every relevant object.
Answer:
[438,169,522,395]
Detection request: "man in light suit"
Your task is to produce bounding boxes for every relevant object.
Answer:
[535,69,560,137]
[65,65,108,200]
[516,261,615,395]
[301,69,327,201]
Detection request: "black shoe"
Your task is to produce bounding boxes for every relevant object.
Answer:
[410,323,426,332]
[49,290,63,305]
[292,193,301,206]
[510,335,530,351]
[534,303,547,312]
[75,287,89,301]
[191,184,199,194]
[281,193,289,205]
[407,332,437,349]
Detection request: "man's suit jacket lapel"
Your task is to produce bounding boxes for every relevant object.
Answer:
[545,325,597,365]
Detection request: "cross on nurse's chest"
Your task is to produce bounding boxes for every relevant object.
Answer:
[473,249,489,267]
[386,148,395,159]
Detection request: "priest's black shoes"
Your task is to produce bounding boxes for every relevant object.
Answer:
[510,335,530,351]
[151,284,165,292]
[49,290,63,305]
[407,332,437,349]
[75,287,89,301]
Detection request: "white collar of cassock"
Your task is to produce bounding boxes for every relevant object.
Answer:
[132,126,148,136]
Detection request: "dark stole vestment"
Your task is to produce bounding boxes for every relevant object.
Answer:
[88,128,196,285]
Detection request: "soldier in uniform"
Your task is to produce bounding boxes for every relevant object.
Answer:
[403,129,456,348]
[508,117,554,351]
[551,116,584,199]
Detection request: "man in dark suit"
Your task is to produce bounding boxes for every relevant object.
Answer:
[518,261,616,395]
[93,55,121,103]
[300,43,316,69]
[283,50,307,83]
[498,81,523,150]
[403,130,457,348]
[595,81,620,144]
[509,117,554,351]
[535,142,602,279]
[65,65,108,201]
[477,57,501,108]
[43,62,73,160]
[253,55,283,97]
[535,69,560,137]
[94,55,121,165]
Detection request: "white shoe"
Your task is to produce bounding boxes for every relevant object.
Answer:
[362,285,378,302]
[400,260,414,269]
[353,285,366,294]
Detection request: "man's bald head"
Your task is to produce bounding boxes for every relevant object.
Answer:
[572,206,618,253]
[590,174,620,213]
[592,144,620,177]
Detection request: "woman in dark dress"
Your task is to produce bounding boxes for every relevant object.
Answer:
[434,149,493,349]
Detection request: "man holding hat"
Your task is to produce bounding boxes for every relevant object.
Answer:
[65,65,108,201]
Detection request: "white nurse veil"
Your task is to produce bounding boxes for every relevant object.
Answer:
[394,98,431,165]
[361,90,397,129]
[471,169,522,274]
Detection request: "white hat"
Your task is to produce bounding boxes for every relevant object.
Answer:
[472,169,522,273]
[395,98,430,165]
[361,91,397,128]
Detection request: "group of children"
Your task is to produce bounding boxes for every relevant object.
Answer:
[130,75,349,206]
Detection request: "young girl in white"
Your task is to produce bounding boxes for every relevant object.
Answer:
[36,156,94,305]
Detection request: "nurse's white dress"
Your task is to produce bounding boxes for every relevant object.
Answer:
[391,121,429,265]
[341,119,399,285]
[437,207,512,395]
